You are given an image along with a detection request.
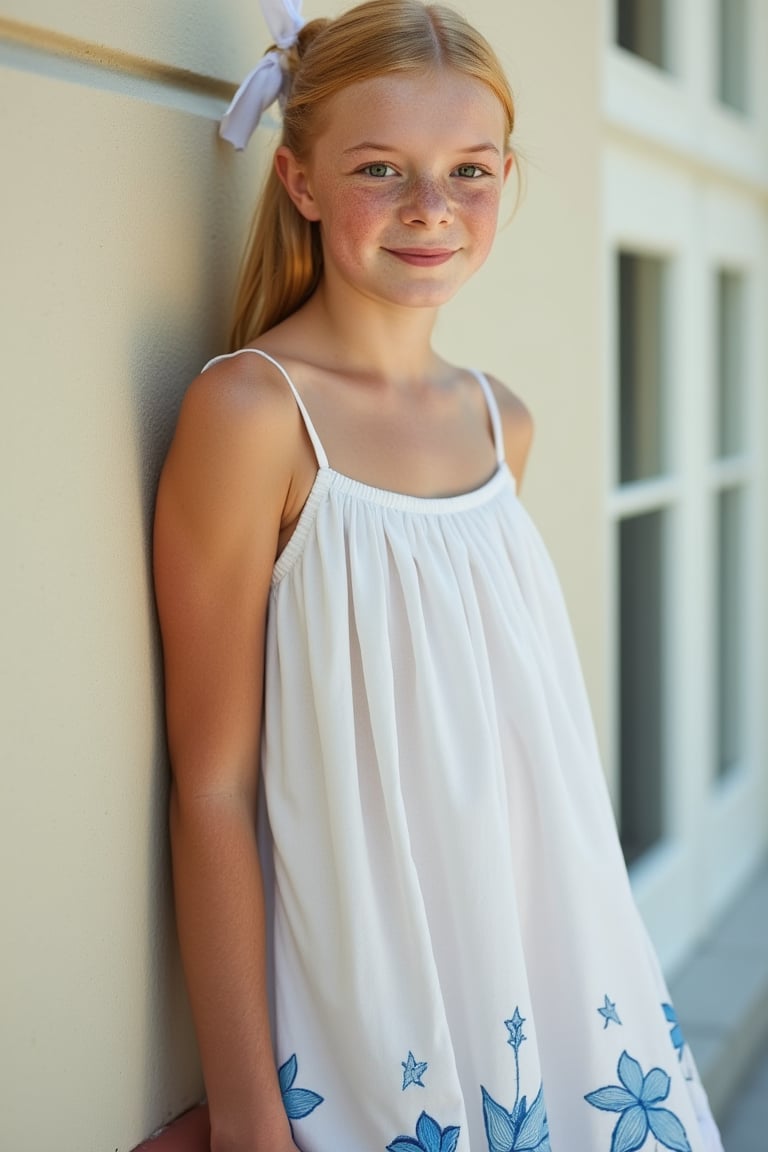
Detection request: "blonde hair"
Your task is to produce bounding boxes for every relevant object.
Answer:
[229,0,515,349]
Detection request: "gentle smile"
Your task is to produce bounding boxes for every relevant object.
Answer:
[384,248,458,266]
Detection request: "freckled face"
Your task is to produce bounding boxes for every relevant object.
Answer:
[281,69,512,310]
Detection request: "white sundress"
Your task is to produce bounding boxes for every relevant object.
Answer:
[204,348,724,1152]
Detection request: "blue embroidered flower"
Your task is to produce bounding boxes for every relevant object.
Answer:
[662,1003,686,1061]
[598,995,623,1029]
[278,1054,323,1124]
[584,1050,691,1152]
[482,1011,550,1152]
[505,1008,526,1053]
[387,1110,460,1152]
[482,1084,550,1152]
[402,1051,429,1090]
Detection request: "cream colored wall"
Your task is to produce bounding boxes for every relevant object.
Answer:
[0,2,601,1149]
[437,2,607,753]
[0,8,263,1150]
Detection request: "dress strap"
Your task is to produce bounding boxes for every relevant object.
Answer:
[200,348,330,469]
[469,370,506,466]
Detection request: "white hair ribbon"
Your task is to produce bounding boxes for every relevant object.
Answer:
[219,0,305,150]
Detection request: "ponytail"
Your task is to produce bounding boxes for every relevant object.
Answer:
[230,167,323,349]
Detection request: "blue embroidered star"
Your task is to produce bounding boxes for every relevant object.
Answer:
[597,995,622,1029]
[504,1007,526,1052]
[402,1050,429,1090]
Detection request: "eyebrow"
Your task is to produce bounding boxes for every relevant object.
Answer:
[342,141,501,156]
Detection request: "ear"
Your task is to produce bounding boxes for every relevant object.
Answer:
[502,151,515,185]
[274,146,322,222]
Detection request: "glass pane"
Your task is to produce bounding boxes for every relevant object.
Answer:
[716,486,745,777]
[618,252,667,483]
[716,270,746,458]
[619,510,666,863]
[616,0,666,69]
[718,0,749,113]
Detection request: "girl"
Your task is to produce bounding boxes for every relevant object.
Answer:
[153,3,724,1151]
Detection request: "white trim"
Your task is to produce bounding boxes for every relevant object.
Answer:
[603,12,768,197]
[601,0,768,971]
[607,477,679,517]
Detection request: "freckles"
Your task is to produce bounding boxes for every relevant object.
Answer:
[329,190,389,249]
[454,184,501,209]
[463,189,503,228]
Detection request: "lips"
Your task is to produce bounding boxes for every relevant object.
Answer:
[384,248,457,267]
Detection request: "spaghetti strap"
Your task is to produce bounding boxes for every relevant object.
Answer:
[469,369,506,466]
[201,348,330,470]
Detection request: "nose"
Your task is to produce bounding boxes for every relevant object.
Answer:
[400,174,453,227]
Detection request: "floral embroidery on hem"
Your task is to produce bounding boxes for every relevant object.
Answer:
[278,1053,323,1130]
[387,1110,460,1152]
[584,1050,691,1152]
[662,1003,686,1062]
[504,1008,526,1105]
[482,1009,550,1151]
[482,1084,550,1152]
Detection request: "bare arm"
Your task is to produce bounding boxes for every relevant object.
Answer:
[154,363,301,1152]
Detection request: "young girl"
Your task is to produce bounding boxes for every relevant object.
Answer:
[153,3,724,1151]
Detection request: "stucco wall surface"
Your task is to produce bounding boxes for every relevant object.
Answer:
[0,2,602,1149]
[0,27,261,1152]
[0,0,270,86]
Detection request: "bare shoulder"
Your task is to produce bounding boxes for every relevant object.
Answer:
[155,350,308,573]
[176,351,300,468]
[485,374,534,489]
[166,353,300,504]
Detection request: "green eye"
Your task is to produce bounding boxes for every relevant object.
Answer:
[454,164,484,178]
[363,163,395,177]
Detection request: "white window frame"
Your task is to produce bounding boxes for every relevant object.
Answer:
[601,0,768,973]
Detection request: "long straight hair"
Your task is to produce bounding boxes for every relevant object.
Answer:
[229,0,515,349]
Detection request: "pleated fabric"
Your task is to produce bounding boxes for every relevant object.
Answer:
[204,350,723,1152]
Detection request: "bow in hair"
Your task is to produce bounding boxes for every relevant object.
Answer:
[219,0,305,150]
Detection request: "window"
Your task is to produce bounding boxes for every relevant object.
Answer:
[716,270,746,458]
[618,253,667,482]
[713,270,748,778]
[715,487,746,776]
[717,0,749,113]
[604,0,766,969]
[619,510,667,862]
[615,251,670,863]
[616,0,667,70]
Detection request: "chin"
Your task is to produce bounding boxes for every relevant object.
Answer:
[380,279,469,309]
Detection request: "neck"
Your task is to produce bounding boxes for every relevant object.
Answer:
[298,277,444,386]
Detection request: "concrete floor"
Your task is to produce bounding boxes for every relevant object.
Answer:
[719,1037,768,1152]
[668,860,768,1126]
